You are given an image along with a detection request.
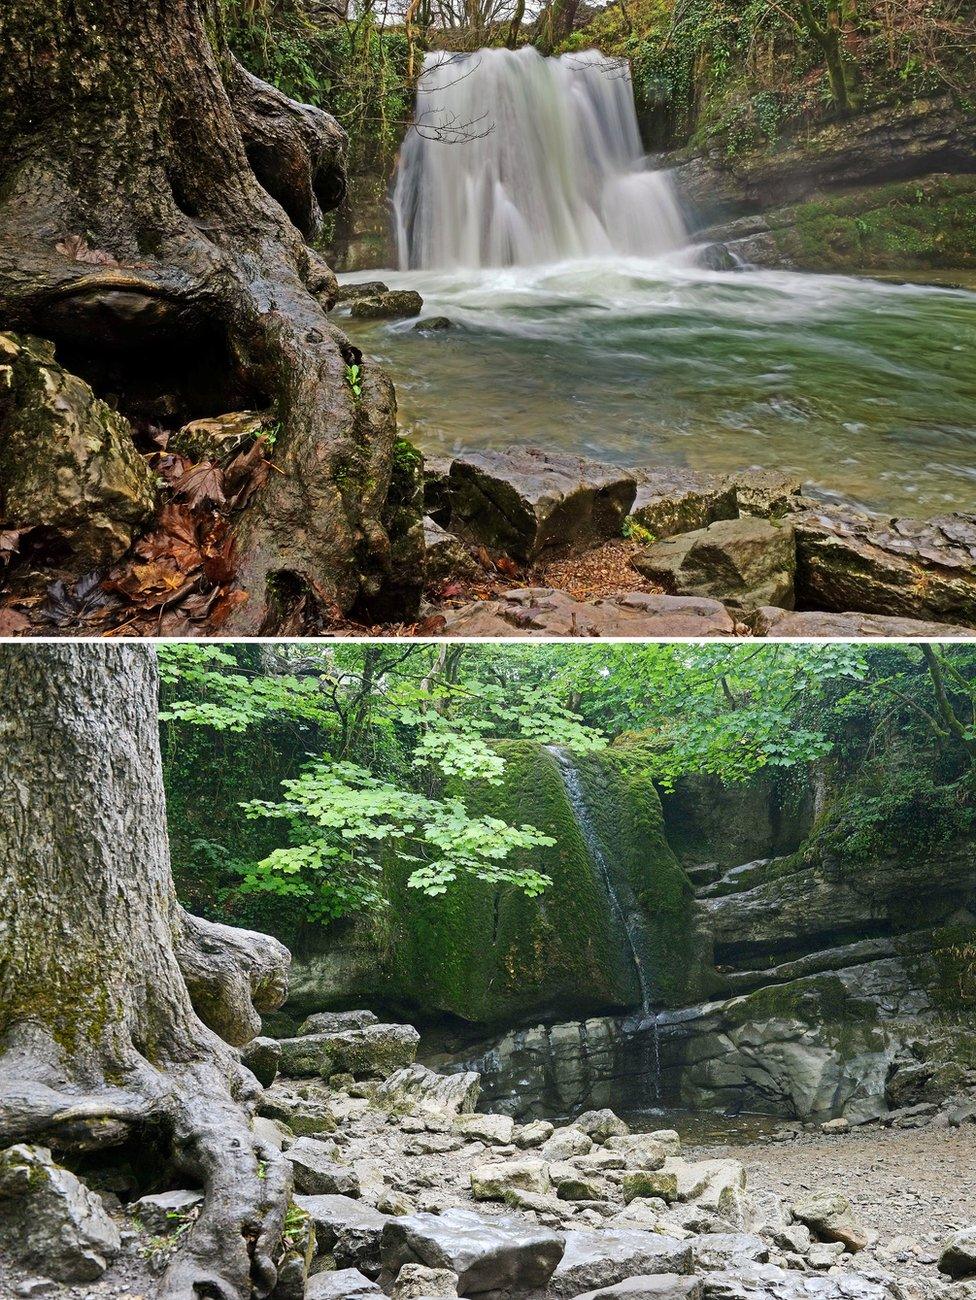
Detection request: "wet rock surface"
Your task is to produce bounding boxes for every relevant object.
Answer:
[349,290,425,320]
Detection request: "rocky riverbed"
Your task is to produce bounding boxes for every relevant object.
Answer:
[5,1010,975,1300]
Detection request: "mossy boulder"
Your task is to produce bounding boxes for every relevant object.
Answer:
[0,332,155,565]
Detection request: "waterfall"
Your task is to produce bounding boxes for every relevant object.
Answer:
[549,746,664,1100]
[392,46,688,270]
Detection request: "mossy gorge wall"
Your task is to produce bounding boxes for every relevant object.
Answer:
[287,739,706,1025]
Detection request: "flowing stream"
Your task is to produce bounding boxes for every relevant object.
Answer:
[548,746,662,1097]
[348,47,976,516]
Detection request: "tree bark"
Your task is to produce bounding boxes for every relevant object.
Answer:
[0,644,293,1299]
[0,1,421,631]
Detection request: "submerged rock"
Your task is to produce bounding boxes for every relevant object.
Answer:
[0,1144,121,1283]
[635,517,795,612]
[413,316,454,332]
[380,1207,565,1296]
[441,589,740,636]
[446,448,637,561]
[0,332,155,566]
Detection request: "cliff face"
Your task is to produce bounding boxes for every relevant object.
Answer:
[431,760,976,1122]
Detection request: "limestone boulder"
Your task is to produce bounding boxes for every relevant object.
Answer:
[241,1035,281,1087]
[259,1084,337,1136]
[373,1064,481,1122]
[470,1157,550,1200]
[0,1144,121,1283]
[0,332,155,566]
[572,1278,703,1300]
[630,468,737,539]
[286,1136,361,1197]
[791,1191,868,1253]
[392,1262,460,1298]
[452,1113,515,1145]
[573,1109,630,1142]
[441,589,740,637]
[540,1127,593,1161]
[549,1228,693,1297]
[445,448,636,561]
[298,1010,379,1036]
[380,1207,565,1296]
[306,1267,383,1299]
[634,517,795,612]
[727,471,803,519]
[603,1135,667,1170]
[515,1120,555,1148]
[623,1170,678,1204]
[666,1158,748,1227]
[424,516,481,586]
[295,1193,391,1274]
[793,506,976,628]
[172,410,265,462]
[130,1188,203,1232]
[749,606,976,638]
[702,1263,892,1300]
[278,1022,419,1079]
[335,281,390,303]
[939,1226,976,1278]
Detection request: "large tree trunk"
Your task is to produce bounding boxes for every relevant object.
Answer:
[0,644,293,1299]
[0,1,421,631]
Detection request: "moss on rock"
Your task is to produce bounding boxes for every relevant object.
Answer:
[384,740,704,1024]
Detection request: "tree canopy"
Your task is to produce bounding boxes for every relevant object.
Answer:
[160,642,976,937]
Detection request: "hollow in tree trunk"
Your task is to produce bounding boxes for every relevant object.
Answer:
[0,2,422,631]
[0,644,293,1299]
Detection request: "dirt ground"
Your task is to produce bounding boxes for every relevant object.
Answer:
[688,1121,976,1281]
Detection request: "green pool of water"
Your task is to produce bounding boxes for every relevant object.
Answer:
[342,255,976,517]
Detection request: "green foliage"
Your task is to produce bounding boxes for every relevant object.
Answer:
[221,0,411,172]
[241,756,554,920]
[345,362,363,397]
[621,517,655,545]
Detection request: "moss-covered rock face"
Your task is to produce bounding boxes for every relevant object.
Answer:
[383,740,703,1024]
[765,174,976,275]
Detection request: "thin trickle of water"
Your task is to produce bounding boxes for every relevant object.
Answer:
[393,47,687,270]
[548,746,663,1100]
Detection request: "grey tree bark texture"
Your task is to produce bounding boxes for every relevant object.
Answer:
[0,643,293,1300]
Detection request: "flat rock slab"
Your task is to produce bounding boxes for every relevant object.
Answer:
[793,506,976,628]
[306,1267,383,1299]
[279,1022,419,1079]
[381,1207,565,1296]
[286,1137,361,1197]
[749,606,976,637]
[573,1276,704,1300]
[634,517,795,612]
[701,1263,893,1300]
[447,449,636,561]
[441,589,740,637]
[549,1228,693,1297]
[299,1009,379,1035]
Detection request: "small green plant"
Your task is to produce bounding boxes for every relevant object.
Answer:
[622,517,655,545]
[259,422,282,448]
[345,362,362,398]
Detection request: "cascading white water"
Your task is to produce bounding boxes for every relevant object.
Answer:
[392,46,688,270]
